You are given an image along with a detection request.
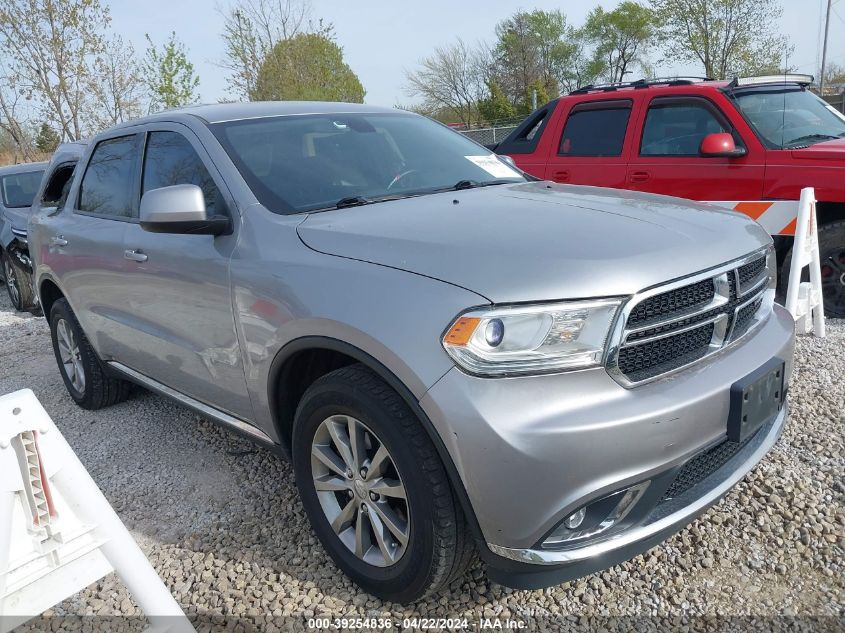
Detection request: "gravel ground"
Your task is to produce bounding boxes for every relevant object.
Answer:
[0,290,842,632]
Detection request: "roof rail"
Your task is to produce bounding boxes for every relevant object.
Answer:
[726,74,814,89]
[568,76,713,95]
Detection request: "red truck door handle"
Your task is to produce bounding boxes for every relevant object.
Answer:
[553,170,570,182]
[630,171,650,183]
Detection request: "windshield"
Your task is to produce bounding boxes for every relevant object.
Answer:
[1,170,44,208]
[731,87,845,149]
[212,112,524,214]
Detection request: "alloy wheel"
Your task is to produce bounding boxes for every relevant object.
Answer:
[56,318,86,393]
[310,414,410,567]
[4,258,19,307]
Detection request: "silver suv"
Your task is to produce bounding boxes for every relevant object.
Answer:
[29,102,795,603]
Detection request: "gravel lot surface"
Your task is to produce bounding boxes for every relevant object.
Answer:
[0,291,842,631]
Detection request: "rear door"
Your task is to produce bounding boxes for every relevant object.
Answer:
[626,95,765,200]
[119,124,252,419]
[543,99,635,188]
[45,134,139,359]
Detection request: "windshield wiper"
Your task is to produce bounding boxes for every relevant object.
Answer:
[785,133,840,147]
[335,195,372,209]
[449,179,515,191]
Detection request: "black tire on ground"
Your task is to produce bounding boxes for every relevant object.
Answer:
[2,249,35,312]
[49,298,131,409]
[292,364,473,603]
[780,220,845,319]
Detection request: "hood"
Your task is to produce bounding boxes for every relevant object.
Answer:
[2,206,31,232]
[297,182,771,304]
[791,137,845,160]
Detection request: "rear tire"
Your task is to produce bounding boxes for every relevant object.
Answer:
[292,364,473,603]
[49,298,131,409]
[780,220,845,318]
[2,250,34,312]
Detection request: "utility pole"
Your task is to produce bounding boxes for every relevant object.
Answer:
[819,0,832,95]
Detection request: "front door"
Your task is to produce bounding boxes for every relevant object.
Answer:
[120,126,252,420]
[626,96,765,201]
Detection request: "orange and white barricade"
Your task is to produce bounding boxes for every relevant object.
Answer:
[708,199,801,236]
[783,189,825,336]
[0,389,194,633]
[710,193,825,336]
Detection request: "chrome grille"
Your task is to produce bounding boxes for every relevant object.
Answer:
[608,250,772,386]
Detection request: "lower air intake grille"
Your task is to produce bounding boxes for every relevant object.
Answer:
[660,430,759,502]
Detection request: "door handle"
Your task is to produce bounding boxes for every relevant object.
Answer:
[629,171,650,183]
[50,236,68,247]
[553,170,570,182]
[124,249,148,263]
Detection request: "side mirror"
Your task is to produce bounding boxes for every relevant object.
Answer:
[699,132,746,157]
[139,184,230,235]
[499,154,518,168]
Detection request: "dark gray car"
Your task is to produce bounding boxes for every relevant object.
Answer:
[0,161,46,310]
[29,102,795,603]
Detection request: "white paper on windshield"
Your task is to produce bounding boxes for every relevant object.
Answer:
[465,155,521,178]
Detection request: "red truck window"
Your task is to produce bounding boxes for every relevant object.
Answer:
[558,100,632,157]
[640,97,735,156]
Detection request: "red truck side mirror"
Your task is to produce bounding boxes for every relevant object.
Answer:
[700,132,747,157]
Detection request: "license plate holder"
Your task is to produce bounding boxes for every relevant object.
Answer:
[728,358,785,443]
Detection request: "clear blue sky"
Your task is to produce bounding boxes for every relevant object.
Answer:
[110,0,844,105]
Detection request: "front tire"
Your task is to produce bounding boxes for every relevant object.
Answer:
[49,298,131,409]
[292,364,472,603]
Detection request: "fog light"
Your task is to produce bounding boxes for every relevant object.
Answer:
[543,480,651,547]
[564,507,586,529]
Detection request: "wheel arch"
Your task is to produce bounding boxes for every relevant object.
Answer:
[267,336,485,544]
[38,276,65,319]
[816,201,845,226]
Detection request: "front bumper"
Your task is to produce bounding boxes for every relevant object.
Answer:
[419,304,795,586]
[484,404,786,588]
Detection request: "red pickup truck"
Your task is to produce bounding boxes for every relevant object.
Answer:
[494,75,845,317]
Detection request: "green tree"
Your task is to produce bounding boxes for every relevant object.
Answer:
[651,0,790,79]
[493,10,582,105]
[0,0,111,141]
[143,32,200,111]
[584,2,658,83]
[219,0,333,98]
[252,33,364,102]
[404,39,488,126]
[517,80,550,116]
[478,80,516,123]
[34,122,60,153]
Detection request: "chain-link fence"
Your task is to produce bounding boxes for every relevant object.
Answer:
[457,124,519,147]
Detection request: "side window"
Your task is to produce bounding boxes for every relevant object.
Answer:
[142,131,223,216]
[79,136,139,218]
[41,163,77,210]
[640,101,730,156]
[558,101,632,156]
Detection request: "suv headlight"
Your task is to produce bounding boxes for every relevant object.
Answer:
[442,299,622,377]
